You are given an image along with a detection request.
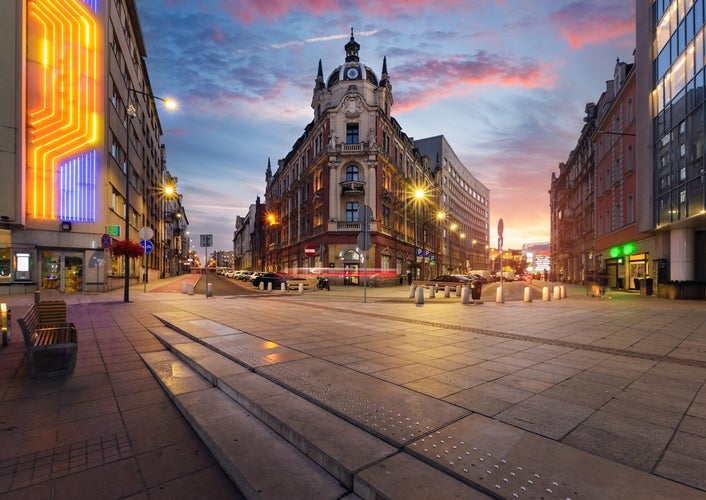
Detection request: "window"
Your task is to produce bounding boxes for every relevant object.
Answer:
[346,201,359,222]
[627,194,635,224]
[345,165,359,182]
[346,124,359,144]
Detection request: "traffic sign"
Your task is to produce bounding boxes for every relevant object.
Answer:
[200,234,213,247]
[100,233,111,248]
[139,226,154,240]
[304,244,316,255]
[357,230,371,251]
[140,240,153,254]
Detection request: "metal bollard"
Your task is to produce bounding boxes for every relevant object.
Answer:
[456,286,462,297]
[298,283,304,294]
[524,286,532,302]
[182,282,188,294]
[409,285,416,298]
[415,286,425,304]
[560,285,567,299]
[444,285,451,298]
[542,286,551,301]
[460,286,470,304]
[206,282,213,297]
[429,286,436,299]
[280,283,286,292]
[187,283,194,295]
[496,287,503,303]
[553,285,561,300]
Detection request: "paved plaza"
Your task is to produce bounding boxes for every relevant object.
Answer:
[1,277,705,499]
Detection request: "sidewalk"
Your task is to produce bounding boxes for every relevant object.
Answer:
[0,277,705,498]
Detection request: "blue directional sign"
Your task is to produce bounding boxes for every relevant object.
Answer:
[140,240,153,254]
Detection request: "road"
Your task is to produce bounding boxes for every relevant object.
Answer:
[193,274,261,297]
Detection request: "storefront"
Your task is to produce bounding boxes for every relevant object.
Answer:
[0,245,107,295]
[605,251,649,290]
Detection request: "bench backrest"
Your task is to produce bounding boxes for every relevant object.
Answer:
[37,300,67,324]
[18,304,40,348]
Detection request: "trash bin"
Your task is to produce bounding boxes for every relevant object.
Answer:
[645,278,653,296]
[471,281,482,300]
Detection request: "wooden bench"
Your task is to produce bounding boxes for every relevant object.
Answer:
[18,301,77,378]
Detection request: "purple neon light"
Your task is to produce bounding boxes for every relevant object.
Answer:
[59,150,97,222]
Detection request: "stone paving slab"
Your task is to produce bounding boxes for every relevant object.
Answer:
[257,357,470,446]
[406,413,704,499]
[355,452,493,499]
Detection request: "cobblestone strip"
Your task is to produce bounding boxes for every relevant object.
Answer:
[0,432,132,492]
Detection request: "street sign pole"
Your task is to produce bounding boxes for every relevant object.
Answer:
[498,218,504,304]
[200,234,213,298]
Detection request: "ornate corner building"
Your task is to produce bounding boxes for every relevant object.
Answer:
[260,31,490,282]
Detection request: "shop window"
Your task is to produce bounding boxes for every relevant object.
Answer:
[14,252,33,281]
[0,248,10,281]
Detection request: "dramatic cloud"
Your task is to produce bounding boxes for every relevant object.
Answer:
[137,1,635,251]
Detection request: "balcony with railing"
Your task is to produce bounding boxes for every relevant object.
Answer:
[340,180,365,195]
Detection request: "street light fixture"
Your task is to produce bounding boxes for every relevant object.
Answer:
[123,87,176,303]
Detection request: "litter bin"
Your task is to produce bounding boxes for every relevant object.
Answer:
[645,278,653,296]
[471,281,482,300]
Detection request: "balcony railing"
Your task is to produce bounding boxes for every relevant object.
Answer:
[340,180,365,195]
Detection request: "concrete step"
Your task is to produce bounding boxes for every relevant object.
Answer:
[145,322,493,499]
[141,349,348,499]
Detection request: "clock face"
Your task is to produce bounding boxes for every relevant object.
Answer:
[346,67,359,79]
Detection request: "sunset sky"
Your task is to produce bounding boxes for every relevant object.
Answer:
[135,0,635,253]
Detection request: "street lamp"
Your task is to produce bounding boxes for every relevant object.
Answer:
[123,87,176,303]
[142,183,177,293]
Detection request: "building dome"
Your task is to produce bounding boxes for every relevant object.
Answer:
[326,29,379,88]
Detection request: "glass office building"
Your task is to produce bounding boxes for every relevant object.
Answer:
[637,0,706,282]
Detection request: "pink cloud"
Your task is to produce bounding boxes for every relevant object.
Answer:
[211,25,225,43]
[551,2,635,49]
[219,0,471,23]
[393,54,557,112]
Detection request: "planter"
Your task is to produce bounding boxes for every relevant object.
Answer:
[657,283,706,300]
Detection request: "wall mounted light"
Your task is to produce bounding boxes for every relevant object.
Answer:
[61,221,72,231]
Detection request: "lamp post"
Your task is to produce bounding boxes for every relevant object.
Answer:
[123,87,175,303]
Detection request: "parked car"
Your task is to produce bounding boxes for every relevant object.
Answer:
[237,271,254,281]
[251,272,306,290]
[224,269,238,278]
[468,274,489,284]
[431,275,472,283]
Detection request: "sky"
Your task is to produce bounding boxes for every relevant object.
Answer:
[135,0,635,254]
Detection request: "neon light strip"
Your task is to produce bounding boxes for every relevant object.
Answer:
[27,0,99,220]
[60,151,97,222]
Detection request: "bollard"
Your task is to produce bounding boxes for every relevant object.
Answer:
[460,286,470,304]
[553,285,561,300]
[524,286,532,302]
[415,286,425,304]
[429,286,436,299]
[260,282,265,291]
[280,283,286,292]
[298,283,304,294]
[560,285,567,299]
[444,285,451,298]
[206,282,213,297]
[409,285,416,298]
[34,290,41,303]
[182,282,188,294]
[542,286,550,301]
[187,283,194,295]
[496,287,503,303]
[456,286,462,297]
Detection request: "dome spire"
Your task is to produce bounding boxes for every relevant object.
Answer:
[344,27,360,63]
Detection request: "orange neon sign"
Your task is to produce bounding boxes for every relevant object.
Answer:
[26,0,100,221]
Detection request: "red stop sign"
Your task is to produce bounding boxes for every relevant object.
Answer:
[304,245,316,255]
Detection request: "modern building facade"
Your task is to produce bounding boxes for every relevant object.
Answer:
[0,0,185,294]
[636,0,706,283]
[262,32,489,284]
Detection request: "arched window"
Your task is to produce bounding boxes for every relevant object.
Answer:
[346,165,359,182]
